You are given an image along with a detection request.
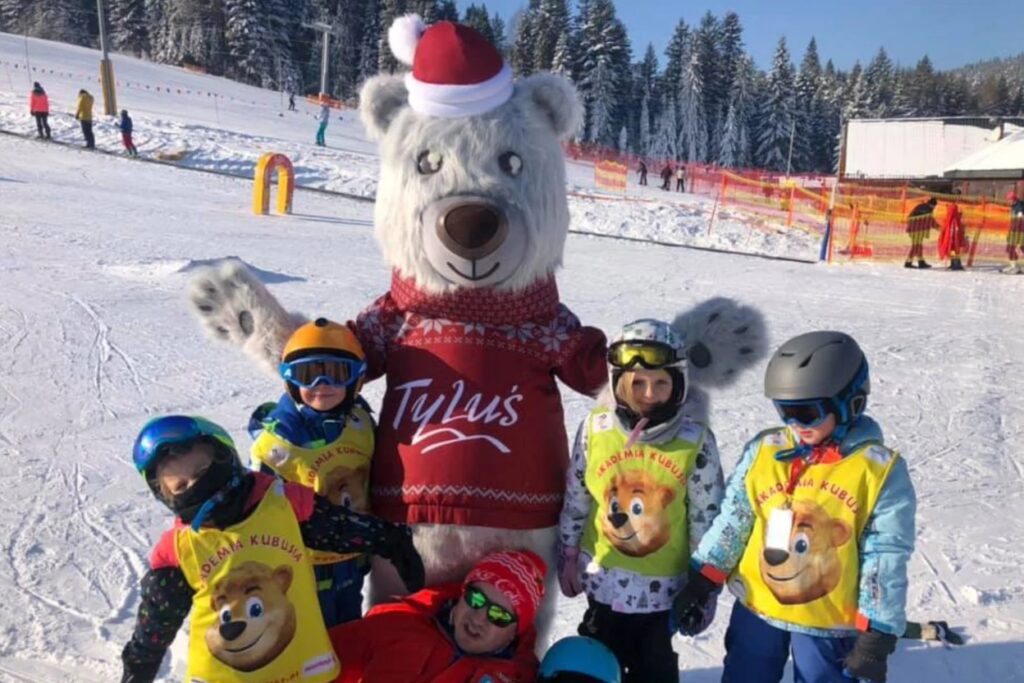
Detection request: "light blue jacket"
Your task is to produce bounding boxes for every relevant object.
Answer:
[692,415,916,637]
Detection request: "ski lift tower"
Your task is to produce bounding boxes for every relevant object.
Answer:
[303,21,340,101]
[96,0,117,115]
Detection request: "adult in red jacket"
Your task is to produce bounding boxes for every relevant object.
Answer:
[29,82,50,139]
[331,550,546,683]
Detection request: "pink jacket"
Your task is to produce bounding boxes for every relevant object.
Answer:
[30,91,49,114]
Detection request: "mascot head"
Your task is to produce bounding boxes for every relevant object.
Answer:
[359,14,582,295]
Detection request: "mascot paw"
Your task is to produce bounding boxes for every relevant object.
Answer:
[673,297,768,388]
[187,258,305,374]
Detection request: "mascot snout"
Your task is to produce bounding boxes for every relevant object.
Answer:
[422,195,526,286]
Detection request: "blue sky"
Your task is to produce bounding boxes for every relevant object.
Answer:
[456,0,1022,71]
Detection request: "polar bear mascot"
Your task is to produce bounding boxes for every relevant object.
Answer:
[187,14,766,631]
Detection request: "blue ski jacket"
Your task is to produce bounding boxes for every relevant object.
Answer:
[692,415,916,637]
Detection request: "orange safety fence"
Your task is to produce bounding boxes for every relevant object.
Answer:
[574,139,1019,268]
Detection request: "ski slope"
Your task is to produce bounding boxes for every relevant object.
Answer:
[1,33,1023,683]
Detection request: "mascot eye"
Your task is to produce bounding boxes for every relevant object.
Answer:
[629,497,645,516]
[416,150,443,175]
[219,607,232,624]
[340,491,354,509]
[246,597,265,619]
[610,499,621,514]
[499,151,523,177]
[793,532,811,555]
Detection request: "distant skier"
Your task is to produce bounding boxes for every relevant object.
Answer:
[29,82,51,139]
[74,89,95,149]
[316,102,330,147]
[904,196,938,269]
[675,165,686,192]
[115,109,138,157]
[660,164,673,191]
[637,160,648,186]
[1006,192,1024,274]
[289,92,297,111]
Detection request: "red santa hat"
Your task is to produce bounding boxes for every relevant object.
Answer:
[463,549,547,634]
[388,13,513,118]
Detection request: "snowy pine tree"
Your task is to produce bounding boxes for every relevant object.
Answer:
[463,4,495,44]
[358,0,382,84]
[550,29,573,75]
[793,37,822,172]
[109,0,149,56]
[378,0,407,74]
[718,54,755,168]
[437,0,458,21]
[864,47,895,117]
[224,0,273,87]
[532,0,569,71]
[639,93,651,155]
[755,37,796,172]
[509,7,537,76]
[649,95,678,161]
[678,44,707,162]
[694,12,723,162]
[490,14,507,54]
[576,0,632,147]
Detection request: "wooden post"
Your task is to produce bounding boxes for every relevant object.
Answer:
[707,172,728,235]
[787,184,796,226]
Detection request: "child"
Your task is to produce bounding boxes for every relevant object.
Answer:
[120,415,424,682]
[671,331,916,683]
[557,319,725,683]
[116,109,138,157]
[538,636,622,683]
[248,317,375,627]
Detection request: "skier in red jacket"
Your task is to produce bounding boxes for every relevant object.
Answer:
[29,82,51,139]
[330,549,546,683]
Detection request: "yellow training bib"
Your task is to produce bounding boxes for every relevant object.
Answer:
[731,429,898,630]
[580,408,704,577]
[251,404,374,564]
[175,481,340,683]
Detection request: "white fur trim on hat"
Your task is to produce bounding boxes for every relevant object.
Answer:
[388,13,425,66]
[405,62,514,118]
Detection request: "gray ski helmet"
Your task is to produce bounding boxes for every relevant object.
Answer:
[764,331,870,416]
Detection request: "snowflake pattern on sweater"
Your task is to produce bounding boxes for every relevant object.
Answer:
[353,273,608,529]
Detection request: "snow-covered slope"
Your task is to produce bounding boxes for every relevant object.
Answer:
[1,33,1022,683]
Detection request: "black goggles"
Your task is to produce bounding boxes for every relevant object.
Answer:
[773,398,833,428]
[607,340,680,370]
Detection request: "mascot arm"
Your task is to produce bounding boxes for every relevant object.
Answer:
[121,566,194,680]
[558,421,595,548]
[188,259,306,376]
[553,321,608,397]
[686,431,725,554]
[352,292,405,380]
[856,458,916,635]
[691,437,760,582]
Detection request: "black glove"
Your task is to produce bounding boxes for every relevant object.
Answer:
[669,569,718,632]
[121,658,161,683]
[377,522,426,593]
[843,630,898,683]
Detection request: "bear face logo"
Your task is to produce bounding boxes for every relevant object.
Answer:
[601,469,675,557]
[759,500,852,605]
[319,465,369,512]
[206,561,297,672]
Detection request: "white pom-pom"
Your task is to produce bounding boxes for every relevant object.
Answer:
[388,13,425,67]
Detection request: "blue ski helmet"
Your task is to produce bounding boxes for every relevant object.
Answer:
[538,637,621,683]
[132,415,236,477]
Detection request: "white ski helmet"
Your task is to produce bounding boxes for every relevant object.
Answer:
[608,318,689,411]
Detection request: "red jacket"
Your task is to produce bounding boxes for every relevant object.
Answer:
[353,273,607,530]
[330,583,539,683]
[29,91,49,114]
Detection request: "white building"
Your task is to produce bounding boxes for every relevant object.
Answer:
[841,117,1024,180]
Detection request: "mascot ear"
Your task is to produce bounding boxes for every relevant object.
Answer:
[830,519,852,547]
[517,73,582,140]
[359,74,409,140]
[272,565,293,594]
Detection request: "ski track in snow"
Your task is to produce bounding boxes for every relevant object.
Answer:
[1,32,1023,683]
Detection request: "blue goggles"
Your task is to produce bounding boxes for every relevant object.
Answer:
[132,415,235,476]
[772,398,834,429]
[278,355,366,389]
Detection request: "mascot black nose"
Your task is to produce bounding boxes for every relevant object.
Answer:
[219,620,247,641]
[439,203,507,259]
[608,512,629,529]
[763,548,790,567]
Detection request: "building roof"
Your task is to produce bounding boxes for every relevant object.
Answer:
[944,128,1024,179]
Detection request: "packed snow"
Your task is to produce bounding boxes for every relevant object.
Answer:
[0,33,1022,683]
